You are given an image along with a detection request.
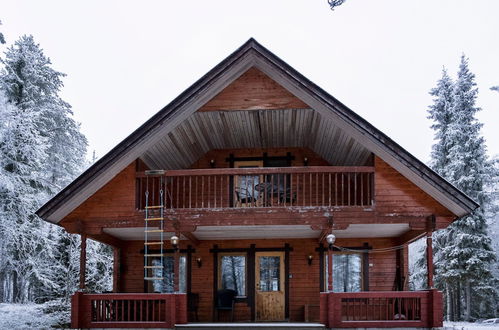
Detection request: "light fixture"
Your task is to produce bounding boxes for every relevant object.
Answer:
[210,159,216,168]
[303,157,308,166]
[196,257,202,268]
[326,233,336,250]
[170,235,179,251]
[307,254,313,266]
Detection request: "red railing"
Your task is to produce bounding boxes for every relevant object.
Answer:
[136,166,374,210]
[71,292,187,328]
[320,290,443,328]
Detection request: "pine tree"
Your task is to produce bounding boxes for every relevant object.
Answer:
[425,55,498,321]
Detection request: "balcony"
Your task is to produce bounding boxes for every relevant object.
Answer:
[136,166,374,210]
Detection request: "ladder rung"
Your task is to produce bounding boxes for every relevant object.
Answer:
[145,217,164,221]
[145,205,164,209]
[144,242,164,245]
[144,254,165,257]
[144,277,164,281]
[145,229,163,233]
[144,266,164,269]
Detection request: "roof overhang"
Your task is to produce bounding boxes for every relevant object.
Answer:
[37,38,478,223]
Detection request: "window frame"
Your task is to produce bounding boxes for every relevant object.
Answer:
[218,252,248,298]
[324,251,364,292]
[147,253,187,293]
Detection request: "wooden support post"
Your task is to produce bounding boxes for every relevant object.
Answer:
[426,231,434,289]
[113,247,121,293]
[174,233,180,293]
[327,247,333,292]
[79,234,87,290]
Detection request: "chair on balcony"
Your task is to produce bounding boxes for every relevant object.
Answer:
[215,289,237,322]
[234,187,259,207]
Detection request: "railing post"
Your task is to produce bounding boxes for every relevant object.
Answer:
[113,247,121,293]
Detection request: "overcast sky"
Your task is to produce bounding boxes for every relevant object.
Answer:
[1,1,498,164]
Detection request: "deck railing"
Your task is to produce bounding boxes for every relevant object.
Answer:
[320,290,443,328]
[136,166,374,210]
[71,292,187,328]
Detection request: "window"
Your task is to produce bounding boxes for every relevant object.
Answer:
[325,253,363,292]
[150,255,187,293]
[219,254,246,296]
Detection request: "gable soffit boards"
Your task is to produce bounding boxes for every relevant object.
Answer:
[38,39,477,224]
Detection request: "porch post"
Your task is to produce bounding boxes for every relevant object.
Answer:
[79,234,87,290]
[174,234,180,293]
[426,231,434,288]
[113,247,121,292]
[327,248,333,291]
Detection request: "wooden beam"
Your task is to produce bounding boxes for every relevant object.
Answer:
[181,231,200,246]
[79,234,87,290]
[113,247,121,293]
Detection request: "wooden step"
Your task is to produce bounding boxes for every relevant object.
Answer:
[144,277,164,281]
[144,254,165,257]
[145,217,164,221]
[145,229,163,233]
[144,265,164,269]
[145,205,164,209]
[144,242,164,245]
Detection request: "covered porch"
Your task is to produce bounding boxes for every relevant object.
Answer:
[71,212,442,329]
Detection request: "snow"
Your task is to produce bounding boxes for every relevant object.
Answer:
[0,300,69,329]
[444,321,499,330]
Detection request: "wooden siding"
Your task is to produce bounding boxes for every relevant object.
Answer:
[117,237,403,322]
[375,156,454,218]
[198,68,309,111]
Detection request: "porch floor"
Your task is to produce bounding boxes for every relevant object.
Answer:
[175,323,325,330]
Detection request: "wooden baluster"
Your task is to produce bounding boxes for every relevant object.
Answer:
[354,173,357,206]
[315,173,318,206]
[309,173,312,206]
[214,175,217,208]
[201,176,205,208]
[290,173,293,206]
[321,173,325,206]
[271,174,274,206]
[347,173,351,206]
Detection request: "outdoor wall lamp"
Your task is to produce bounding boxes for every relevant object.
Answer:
[303,157,308,166]
[196,257,202,268]
[170,235,179,251]
[326,233,336,250]
[210,159,216,168]
[307,254,313,266]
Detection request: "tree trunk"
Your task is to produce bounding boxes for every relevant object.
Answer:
[465,280,471,321]
[456,281,462,320]
[446,284,453,321]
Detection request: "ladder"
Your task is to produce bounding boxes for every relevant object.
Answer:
[144,170,166,282]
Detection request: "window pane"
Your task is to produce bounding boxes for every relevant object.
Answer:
[325,253,362,292]
[152,256,186,293]
[220,255,246,296]
[258,256,280,292]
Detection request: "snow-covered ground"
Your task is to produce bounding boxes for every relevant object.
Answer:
[444,321,499,329]
[0,301,69,329]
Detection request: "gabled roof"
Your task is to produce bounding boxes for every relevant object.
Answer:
[36,38,478,223]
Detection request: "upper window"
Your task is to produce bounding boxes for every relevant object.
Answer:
[219,253,246,297]
[325,253,363,292]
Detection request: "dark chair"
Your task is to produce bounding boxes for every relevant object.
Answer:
[188,292,199,322]
[234,187,258,207]
[215,289,237,322]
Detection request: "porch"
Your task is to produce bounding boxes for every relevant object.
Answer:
[70,290,442,329]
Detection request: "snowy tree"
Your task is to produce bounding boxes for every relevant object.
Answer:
[423,55,498,321]
[0,35,87,303]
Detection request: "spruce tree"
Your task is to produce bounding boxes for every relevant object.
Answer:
[425,55,498,320]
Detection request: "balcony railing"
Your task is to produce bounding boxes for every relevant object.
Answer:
[136,166,374,210]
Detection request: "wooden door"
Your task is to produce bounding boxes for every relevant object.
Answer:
[255,251,285,321]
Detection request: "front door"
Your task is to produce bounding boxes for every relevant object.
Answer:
[255,252,285,321]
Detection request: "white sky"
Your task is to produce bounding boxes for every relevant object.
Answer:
[1,1,498,163]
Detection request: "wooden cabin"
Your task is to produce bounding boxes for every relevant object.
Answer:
[37,39,477,329]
